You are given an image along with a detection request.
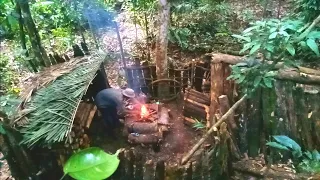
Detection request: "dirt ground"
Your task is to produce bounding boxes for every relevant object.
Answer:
[89,100,202,164]
[0,153,14,180]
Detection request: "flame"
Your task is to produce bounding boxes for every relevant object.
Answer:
[140,105,149,118]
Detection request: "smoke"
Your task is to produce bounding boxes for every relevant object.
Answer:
[82,1,117,38]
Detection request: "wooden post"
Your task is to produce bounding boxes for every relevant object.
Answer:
[209,62,224,126]
[218,95,241,159]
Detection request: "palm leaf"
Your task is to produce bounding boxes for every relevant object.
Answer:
[19,54,104,147]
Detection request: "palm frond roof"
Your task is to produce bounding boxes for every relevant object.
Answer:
[15,53,105,148]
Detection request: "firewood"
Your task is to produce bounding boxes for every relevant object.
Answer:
[126,122,158,134]
[186,88,210,101]
[183,103,207,120]
[128,133,162,144]
[80,103,94,127]
[86,105,97,128]
[83,134,90,146]
[184,92,210,106]
[184,102,207,114]
[183,111,206,121]
[183,117,196,126]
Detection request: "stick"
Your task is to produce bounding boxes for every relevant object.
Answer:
[180,95,247,165]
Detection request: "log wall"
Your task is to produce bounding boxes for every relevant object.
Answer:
[209,61,320,159]
[108,148,226,180]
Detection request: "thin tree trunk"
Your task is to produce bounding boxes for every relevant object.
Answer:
[144,12,151,62]
[114,21,126,69]
[15,2,38,72]
[155,0,170,99]
[17,0,50,67]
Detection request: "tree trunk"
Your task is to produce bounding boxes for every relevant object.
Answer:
[15,2,38,72]
[17,0,50,67]
[155,0,170,99]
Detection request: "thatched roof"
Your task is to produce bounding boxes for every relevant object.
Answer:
[15,53,105,148]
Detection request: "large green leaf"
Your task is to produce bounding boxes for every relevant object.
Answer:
[312,150,320,161]
[253,76,262,87]
[307,31,320,39]
[263,77,273,88]
[232,34,251,42]
[306,39,320,56]
[269,32,278,39]
[266,142,290,151]
[286,43,295,56]
[249,42,261,55]
[273,135,302,155]
[63,147,120,180]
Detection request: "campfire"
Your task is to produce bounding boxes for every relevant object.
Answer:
[124,102,170,146]
[140,105,149,118]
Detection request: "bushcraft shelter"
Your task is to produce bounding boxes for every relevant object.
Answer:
[2,50,320,180]
[4,52,110,179]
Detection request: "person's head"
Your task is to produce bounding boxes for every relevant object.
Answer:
[122,88,135,100]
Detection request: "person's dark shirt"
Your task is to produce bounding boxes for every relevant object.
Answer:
[94,89,125,112]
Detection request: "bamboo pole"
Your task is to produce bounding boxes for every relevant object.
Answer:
[181,95,247,165]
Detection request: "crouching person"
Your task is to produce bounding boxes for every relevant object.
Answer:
[94,88,135,138]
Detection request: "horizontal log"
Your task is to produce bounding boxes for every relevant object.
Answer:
[183,117,196,126]
[128,133,162,144]
[184,94,210,106]
[185,88,210,101]
[210,53,320,85]
[184,98,210,115]
[277,69,320,85]
[183,104,207,118]
[126,122,158,134]
[184,100,207,112]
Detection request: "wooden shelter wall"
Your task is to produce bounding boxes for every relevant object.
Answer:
[108,149,220,180]
[209,62,320,158]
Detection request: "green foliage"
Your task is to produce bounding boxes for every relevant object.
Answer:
[230,16,320,92]
[169,1,232,52]
[0,0,17,38]
[233,18,320,59]
[0,54,19,95]
[266,135,320,173]
[0,94,21,119]
[227,58,276,95]
[63,147,120,180]
[192,119,205,130]
[293,0,320,22]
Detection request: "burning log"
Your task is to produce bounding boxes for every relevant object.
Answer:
[126,122,158,134]
[128,133,162,144]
